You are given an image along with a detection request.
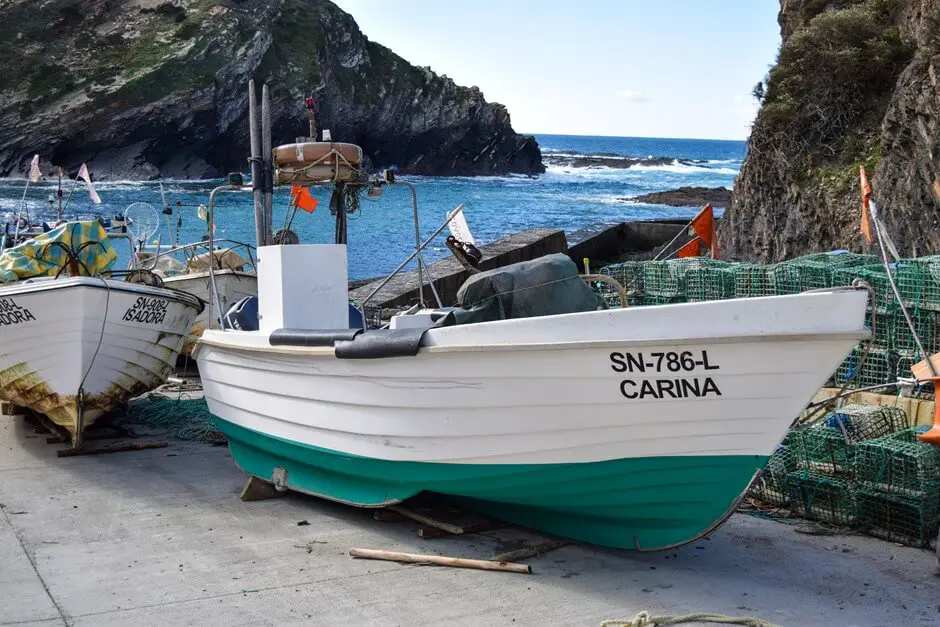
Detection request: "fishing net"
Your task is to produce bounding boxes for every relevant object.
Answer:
[124,395,221,443]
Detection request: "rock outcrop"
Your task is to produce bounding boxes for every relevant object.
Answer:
[625,186,732,209]
[0,0,543,180]
[721,0,940,261]
[543,153,702,170]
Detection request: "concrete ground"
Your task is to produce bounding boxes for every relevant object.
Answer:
[1,415,938,627]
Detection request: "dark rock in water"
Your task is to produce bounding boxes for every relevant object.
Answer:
[625,187,732,208]
[543,153,698,170]
[0,0,543,180]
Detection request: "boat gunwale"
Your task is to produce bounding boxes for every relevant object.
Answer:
[195,329,870,357]
[0,276,205,310]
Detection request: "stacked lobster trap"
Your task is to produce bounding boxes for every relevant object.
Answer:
[595,252,940,546]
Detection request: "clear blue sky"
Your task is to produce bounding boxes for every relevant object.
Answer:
[331,0,781,140]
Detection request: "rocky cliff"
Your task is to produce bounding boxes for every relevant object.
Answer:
[721,0,940,261]
[0,0,543,180]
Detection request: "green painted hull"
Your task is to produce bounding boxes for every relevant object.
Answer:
[215,417,766,550]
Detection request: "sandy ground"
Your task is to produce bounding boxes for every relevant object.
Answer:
[1,414,938,626]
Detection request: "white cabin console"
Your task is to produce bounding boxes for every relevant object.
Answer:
[257,245,349,332]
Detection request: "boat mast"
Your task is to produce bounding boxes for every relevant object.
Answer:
[261,84,273,246]
[56,169,63,222]
[248,80,265,248]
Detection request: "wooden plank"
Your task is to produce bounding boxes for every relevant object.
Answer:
[808,388,935,427]
[56,441,168,457]
[348,548,531,574]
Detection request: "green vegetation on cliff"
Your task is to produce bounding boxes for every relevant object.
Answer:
[754,0,911,188]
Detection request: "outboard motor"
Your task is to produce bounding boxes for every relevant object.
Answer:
[223,296,364,332]
[222,296,260,331]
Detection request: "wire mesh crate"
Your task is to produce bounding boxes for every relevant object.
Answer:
[790,427,857,477]
[855,488,940,547]
[733,264,776,298]
[786,471,857,526]
[856,427,940,496]
[600,261,645,307]
[823,404,908,443]
[834,346,897,390]
[750,434,800,506]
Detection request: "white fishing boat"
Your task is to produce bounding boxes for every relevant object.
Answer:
[197,268,868,549]
[142,240,258,355]
[0,221,203,447]
[193,83,870,550]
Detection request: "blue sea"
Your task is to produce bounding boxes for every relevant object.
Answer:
[0,135,744,279]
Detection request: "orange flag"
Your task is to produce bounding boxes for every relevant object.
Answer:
[689,204,719,258]
[290,185,318,213]
[677,236,703,258]
[859,166,873,243]
[690,204,715,247]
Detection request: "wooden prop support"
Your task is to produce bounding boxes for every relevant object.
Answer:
[387,505,465,535]
[56,441,168,457]
[418,518,508,539]
[373,510,409,523]
[240,475,287,501]
[489,539,571,563]
[348,548,531,574]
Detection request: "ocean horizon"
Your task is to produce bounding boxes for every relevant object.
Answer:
[0,134,744,279]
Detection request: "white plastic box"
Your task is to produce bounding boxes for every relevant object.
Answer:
[257,244,348,332]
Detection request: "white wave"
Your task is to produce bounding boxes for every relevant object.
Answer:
[630,160,738,175]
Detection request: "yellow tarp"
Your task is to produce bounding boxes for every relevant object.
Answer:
[0,221,118,283]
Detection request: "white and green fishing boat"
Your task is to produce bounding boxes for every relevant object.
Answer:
[194,83,869,550]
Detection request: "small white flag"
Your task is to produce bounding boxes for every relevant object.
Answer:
[446,204,475,245]
[77,163,102,205]
[28,154,41,183]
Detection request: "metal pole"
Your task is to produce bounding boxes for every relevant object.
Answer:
[57,169,63,222]
[870,199,937,376]
[262,84,273,247]
[358,205,464,324]
[399,181,426,306]
[248,81,265,248]
[206,185,252,327]
[61,175,80,213]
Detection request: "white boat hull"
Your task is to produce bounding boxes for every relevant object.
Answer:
[195,289,869,549]
[0,277,202,444]
[162,270,256,355]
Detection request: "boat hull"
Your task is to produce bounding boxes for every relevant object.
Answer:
[196,289,869,549]
[162,270,256,356]
[216,416,764,549]
[0,277,202,443]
